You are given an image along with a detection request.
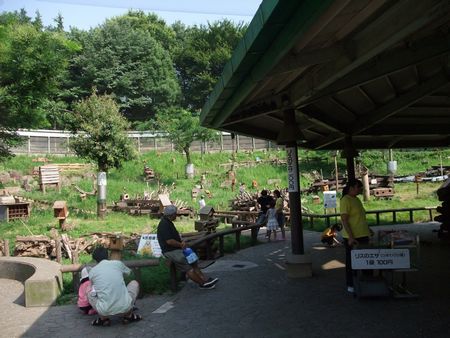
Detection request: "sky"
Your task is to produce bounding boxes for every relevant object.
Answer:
[0,0,262,30]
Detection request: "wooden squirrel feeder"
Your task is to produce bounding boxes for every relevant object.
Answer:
[108,233,124,260]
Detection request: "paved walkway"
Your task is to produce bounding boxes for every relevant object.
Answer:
[1,222,450,338]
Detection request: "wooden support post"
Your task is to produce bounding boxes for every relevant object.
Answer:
[169,261,177,292]
[235,231,241,251]
[4,239,10,256]
[55,237,62,263]
[132,268,143,298]
[251,227,258,245]
[205,239,212,259]
[376,213,380,225]
[72,250,80,292]
[219,236,224,257]
[362,170,370,201]
[393,211,397,223]
[409,210,414,223]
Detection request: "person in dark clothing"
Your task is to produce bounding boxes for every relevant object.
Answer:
[256,190,274,224]
[157,205,218,290]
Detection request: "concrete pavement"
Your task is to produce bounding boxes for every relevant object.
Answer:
[1,222,450,338]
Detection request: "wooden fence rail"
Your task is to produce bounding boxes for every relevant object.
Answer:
[215,206,438,228]
[303,206,437,228]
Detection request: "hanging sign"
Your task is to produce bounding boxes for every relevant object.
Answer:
[351,248,410,270]
[323,191,337,208]
[286,147,299,192]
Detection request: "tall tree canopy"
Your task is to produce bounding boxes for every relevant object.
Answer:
[173,20,247,111]
[67,92,136,172]
[68,12,180,122]
[0,12,79,157]
[155,107,217,167]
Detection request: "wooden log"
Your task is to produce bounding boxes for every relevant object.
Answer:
[61,234,72,260]
[55,238,62,263]
[60,259,160,273]
[16,235,50,242]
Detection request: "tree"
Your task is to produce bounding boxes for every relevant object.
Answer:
[173,20,247,110]
[68,14,180,123]
[155,107,217,177]
[0,16,78,158]
[67,92,136,172]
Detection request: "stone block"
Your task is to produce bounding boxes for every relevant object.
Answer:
[285,253,313,278]
[0,257,62,307]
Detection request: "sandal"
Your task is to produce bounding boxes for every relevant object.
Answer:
[122,313,142,325]
[92,317,111,326]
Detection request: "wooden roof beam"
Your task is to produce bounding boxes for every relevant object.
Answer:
[351,71,450,133]
[292,1,450,107]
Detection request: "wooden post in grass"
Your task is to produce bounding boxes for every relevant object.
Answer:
[55,237,62,263]
[4,239,10,256]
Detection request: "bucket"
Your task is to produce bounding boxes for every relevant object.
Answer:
[387,161,397,175]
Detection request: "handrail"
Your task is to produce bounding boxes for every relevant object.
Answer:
[215,206,438,228]
[187,223,262,260]
[301,206,437,227]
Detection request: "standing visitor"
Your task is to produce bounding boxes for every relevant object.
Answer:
[340,179,372,293]
[198,195,206,209]
[265,200,279,241]
[273,190,286,240]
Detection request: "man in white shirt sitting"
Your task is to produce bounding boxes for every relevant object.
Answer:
[88,247,141,326]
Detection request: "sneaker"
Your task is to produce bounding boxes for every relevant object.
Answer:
[347,286,354,293]
[199,283,216,290]
[203,277,219,287]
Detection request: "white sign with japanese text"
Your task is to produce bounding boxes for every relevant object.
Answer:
[351,248,410,269]
[137,234,162,257]
[323,191,337,208]
[286,147,298,192]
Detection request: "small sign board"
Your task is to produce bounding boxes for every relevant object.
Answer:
[137,234,162,257]
[286,147,299,192]
[323,191,337,209]
[351,248,410,270]
[158,194,171,207]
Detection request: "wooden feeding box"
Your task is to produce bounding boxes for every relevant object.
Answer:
[195,206,219,232]
[372,188,394,198]
[108,234,124,260]
[199,206,215,220]
[53,201,69,219]
[0,202,31,222]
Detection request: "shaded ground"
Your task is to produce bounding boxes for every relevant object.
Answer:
[1,222,449,338]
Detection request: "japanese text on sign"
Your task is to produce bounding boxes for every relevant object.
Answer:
[137,234,162,257]
[286,147,298,192]
[351,248,410,269]
[323,191,336,208]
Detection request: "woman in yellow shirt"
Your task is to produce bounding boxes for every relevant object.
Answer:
[340,179,372,293]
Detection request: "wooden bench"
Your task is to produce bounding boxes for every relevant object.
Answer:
[39,165,61,193]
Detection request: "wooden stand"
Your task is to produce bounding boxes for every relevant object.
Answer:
[108,234,124,260]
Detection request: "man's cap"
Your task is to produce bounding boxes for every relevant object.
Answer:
[164,204,178,216]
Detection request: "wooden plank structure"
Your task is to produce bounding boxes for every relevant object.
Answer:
[39,165,61,193]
